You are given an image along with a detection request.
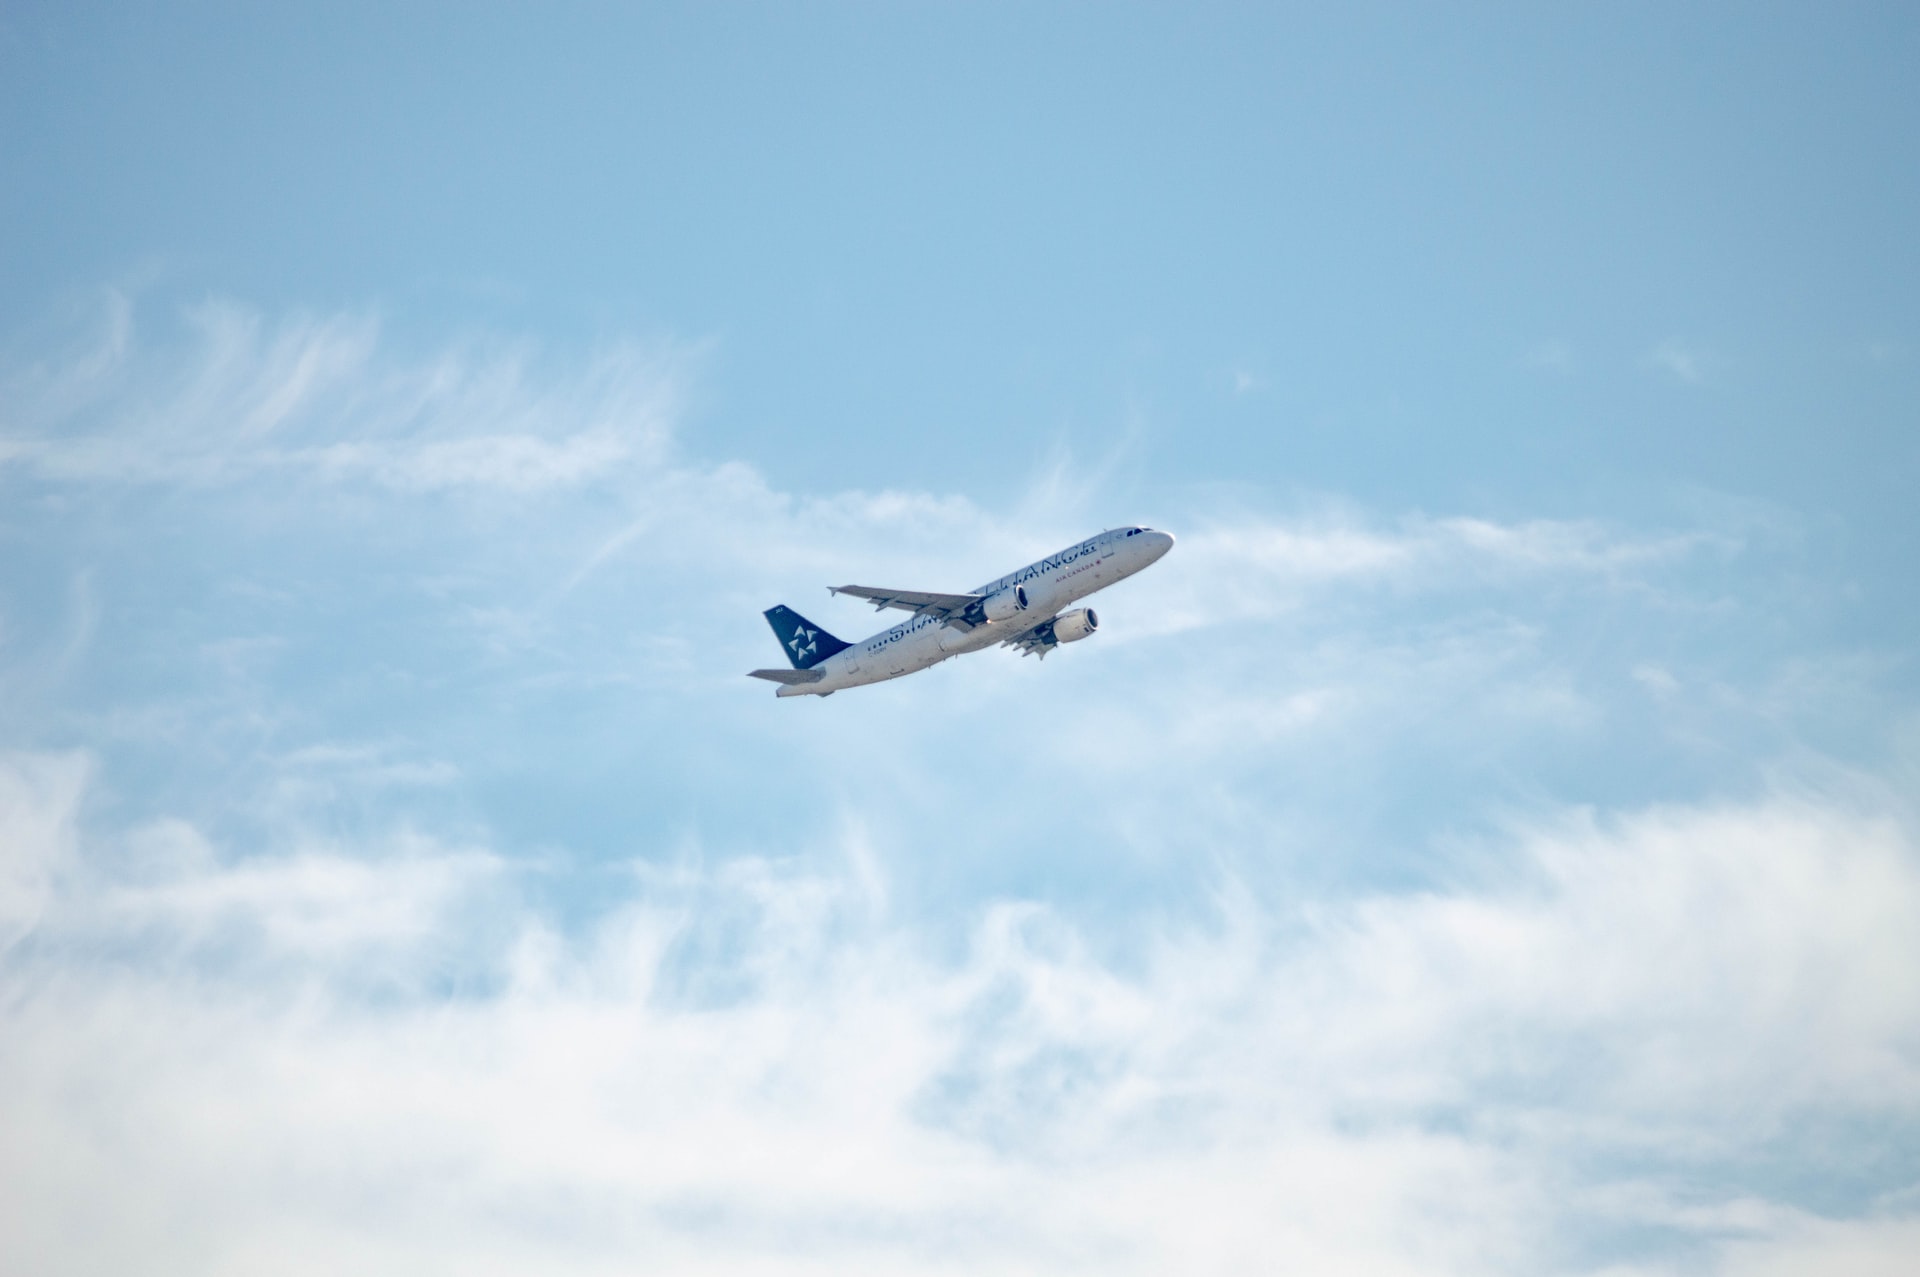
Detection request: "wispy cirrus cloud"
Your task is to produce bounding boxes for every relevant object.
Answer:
[1525,339,1574,372]
[1,292,679,489]
[1119,512,1728,641]
[2,292,1727,616]
[1650,338,1710,384]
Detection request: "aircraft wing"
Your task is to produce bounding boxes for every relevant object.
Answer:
[830,584,984,626]
[999,614,1061,659]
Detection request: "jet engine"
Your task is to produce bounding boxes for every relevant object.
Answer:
[1052,607,1098,643]
[981,583,1029,624]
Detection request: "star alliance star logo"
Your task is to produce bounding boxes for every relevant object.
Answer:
[788,626,817,660]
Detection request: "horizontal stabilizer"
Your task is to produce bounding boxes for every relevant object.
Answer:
[749,667,826,685]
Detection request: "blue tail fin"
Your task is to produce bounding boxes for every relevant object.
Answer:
[764,605,851,670]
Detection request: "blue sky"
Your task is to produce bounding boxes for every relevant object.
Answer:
[4,5,1919,1274]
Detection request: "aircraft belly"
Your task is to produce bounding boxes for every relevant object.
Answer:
[881,631,934,676]
[947,627,995,654]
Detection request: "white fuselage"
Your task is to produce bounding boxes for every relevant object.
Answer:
[777,528,1174,696]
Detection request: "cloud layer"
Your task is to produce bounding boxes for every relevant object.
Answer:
[3,751,1918,1275]
[4,296,1917,1274]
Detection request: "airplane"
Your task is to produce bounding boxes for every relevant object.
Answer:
[750,526,1175,696]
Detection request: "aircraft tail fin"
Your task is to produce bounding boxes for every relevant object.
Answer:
[763,605,851,670]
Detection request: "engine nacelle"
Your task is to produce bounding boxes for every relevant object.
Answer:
[1052,607,1098,643]
[981,583,1029,624]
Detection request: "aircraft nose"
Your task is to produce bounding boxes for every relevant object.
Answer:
[1150,530,1175,557]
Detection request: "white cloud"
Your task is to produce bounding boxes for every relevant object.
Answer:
[1294,799,1920,1122]
[1650,339,1708,384]
[1713,1211,1920,1277]
[1432,516,1710,572]
[297,427,633,491]
[0,751,88,951]
[1121,512,1721,642]
[1,295,677,490]
[5,298,1912,1275]
[2,294,1731,650]
[2,752,1916,1275]
[80,835,499,963]
[1526,340,1574,372]
[1633,663,1681,696]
